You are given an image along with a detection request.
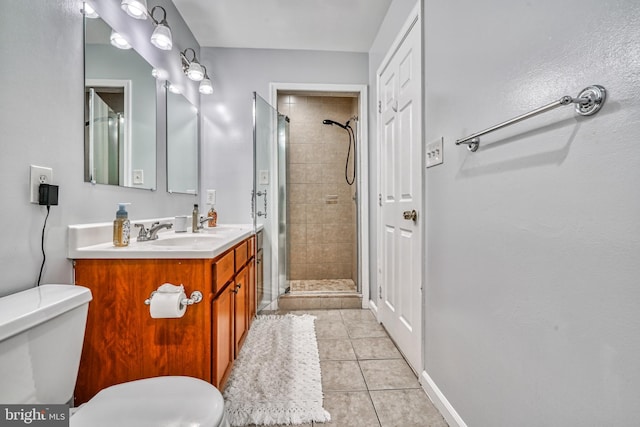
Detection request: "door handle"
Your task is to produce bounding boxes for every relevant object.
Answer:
[403,210,417,222]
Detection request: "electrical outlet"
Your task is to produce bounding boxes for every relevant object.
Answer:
[30,165,53,203]
[426,137,444,168]
[133,169,144,185]
[259,170,269,185]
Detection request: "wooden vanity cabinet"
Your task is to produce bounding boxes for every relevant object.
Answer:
[73,236,256,404]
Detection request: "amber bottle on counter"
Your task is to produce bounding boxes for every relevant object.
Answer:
[207,205,218,227]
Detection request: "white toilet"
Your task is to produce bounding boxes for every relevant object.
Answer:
[0,284,229,427]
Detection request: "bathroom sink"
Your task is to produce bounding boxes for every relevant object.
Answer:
[147,235,224,248]
[201,227,243,235]
[68,221,256,259]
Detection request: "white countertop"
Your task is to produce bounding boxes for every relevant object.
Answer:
[68,221,257,260]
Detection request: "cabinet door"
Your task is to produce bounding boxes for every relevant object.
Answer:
[234,265,249,355]
[212,284,234,389]
[74,259,210,404]
[248,258,256,325]
[256,248,263,309]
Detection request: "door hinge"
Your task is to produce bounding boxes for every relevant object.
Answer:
[378,193,382,206]
[378,285,382,299]
[378,100,382,114]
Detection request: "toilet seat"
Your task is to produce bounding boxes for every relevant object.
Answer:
[71,376,228,427]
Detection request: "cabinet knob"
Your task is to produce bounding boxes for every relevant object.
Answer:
[233,283,242,294]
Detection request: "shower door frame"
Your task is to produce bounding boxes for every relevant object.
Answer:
[269,83,370,308]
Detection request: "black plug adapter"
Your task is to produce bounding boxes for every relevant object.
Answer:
[38,184,59,206]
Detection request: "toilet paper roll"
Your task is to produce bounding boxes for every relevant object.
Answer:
[149,291,187,318]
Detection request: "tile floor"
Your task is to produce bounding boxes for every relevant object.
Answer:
[241,308,448,427]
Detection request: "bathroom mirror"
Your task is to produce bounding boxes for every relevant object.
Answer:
[166,83,198,194]
[84,15,157,190]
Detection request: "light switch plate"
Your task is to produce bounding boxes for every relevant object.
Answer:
[259,170,269,185]
[30,165,53,203]
[133,169,144,185]
[206,189,216,205]
[426,137,444,168]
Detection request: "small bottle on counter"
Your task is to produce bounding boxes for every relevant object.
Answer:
[192,204,199,233]
[207,204,218,227]
[113,203,131,247]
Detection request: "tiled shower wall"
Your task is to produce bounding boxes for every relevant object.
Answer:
[277,94,358,284]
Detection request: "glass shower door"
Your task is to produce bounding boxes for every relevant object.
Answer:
[88,89,120,185]
[253,93,289,311]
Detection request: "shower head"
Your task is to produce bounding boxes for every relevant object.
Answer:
[322,119,349,130]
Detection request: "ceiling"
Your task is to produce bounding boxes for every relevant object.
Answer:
[171,0,393,53]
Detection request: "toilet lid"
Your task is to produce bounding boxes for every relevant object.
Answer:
[71,376,225,427]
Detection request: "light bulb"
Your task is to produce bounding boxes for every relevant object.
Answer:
[186,62,204,81]
[121,0,148,19]
[199,77,213,95]
[83,3,99,18]
[150,23,172,50]
[110,31,131,50]
[152,69,169,80]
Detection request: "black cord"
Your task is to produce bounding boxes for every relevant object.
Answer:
[36,206,50,287]
[345,125,356,185]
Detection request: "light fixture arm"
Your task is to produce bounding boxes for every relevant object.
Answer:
[181,48,198,64]
[149,5,168,25]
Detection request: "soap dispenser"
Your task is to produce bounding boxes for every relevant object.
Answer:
[113,203,131,247]
[207,204,217,228]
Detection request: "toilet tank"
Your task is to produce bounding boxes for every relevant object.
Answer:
[0,284,92,404]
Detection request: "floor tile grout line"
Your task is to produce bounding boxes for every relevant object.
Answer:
[352,334,384,427]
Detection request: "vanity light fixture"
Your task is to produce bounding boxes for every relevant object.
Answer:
[121,0,148,19]
[110,30,132,49]
[199,66,213,95]
[180,48,204,81]
[149,6,172,51]
[82,2,99,18]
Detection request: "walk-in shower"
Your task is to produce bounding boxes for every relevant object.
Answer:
[279,94,359,295]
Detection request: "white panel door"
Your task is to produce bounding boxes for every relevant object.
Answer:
[378,16,422,372]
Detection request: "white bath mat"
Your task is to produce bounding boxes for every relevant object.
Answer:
[223,314,331,426]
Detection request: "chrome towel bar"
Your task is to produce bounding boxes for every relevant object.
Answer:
[455,85,606,152]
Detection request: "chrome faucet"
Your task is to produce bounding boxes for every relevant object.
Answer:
[134,222,173,242]
[197,216,210,229]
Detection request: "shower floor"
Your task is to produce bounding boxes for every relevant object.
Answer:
[289,279,356,294]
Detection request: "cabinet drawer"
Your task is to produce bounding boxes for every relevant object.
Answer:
[213,251,234,294]
[235,241,248,271]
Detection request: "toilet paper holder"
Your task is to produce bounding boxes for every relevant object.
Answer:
[144,290,203,307]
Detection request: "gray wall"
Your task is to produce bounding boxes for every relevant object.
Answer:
[199,47,368,223]
[0,0,200,297]
[422,0,640,425]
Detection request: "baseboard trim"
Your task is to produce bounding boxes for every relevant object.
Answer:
[368,299,379,316]
[421,370,467,427]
